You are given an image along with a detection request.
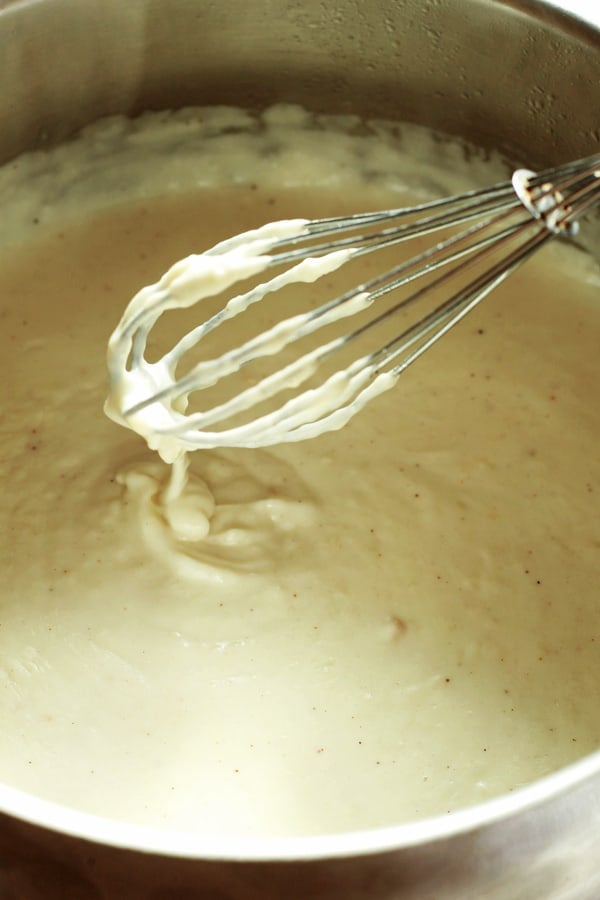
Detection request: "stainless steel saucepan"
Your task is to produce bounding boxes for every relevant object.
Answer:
[0,1,599,897]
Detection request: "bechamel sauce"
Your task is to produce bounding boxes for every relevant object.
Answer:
[0,106,599,838]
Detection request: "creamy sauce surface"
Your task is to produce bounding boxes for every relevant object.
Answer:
[0,106,599,837]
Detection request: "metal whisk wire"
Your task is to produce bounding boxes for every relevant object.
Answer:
[105,153,600,454]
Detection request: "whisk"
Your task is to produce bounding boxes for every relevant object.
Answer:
[105,153,600,458]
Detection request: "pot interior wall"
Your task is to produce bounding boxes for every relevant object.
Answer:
[1,0,599,168]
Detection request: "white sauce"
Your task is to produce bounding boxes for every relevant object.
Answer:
[0,105,599,838]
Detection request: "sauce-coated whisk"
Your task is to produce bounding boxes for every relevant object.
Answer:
[106,154,600,457]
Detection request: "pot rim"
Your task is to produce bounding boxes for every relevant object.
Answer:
[2,746,600,860]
